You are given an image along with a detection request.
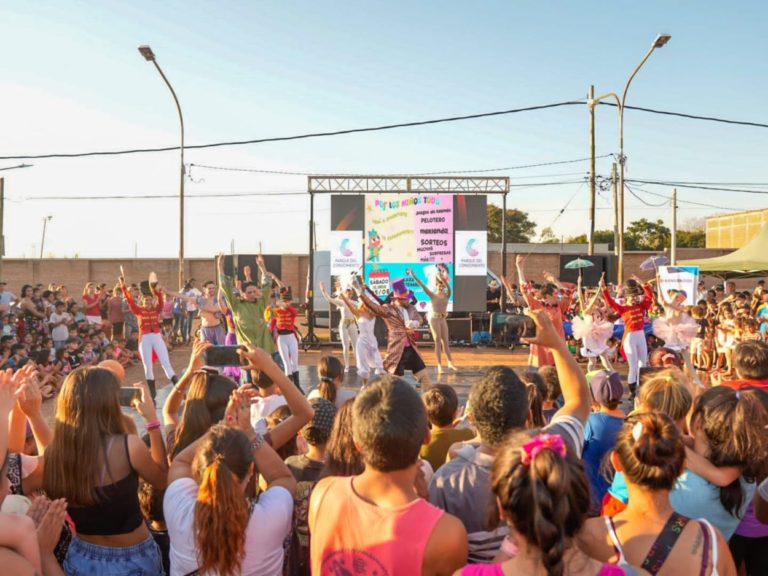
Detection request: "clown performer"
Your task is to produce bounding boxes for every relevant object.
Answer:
[572,273,615,371]
[406,266,457,373]
[271,286,302,391]
[336,281,385,386]
[319,279,359,373]
[352,275,431,389]
[511,255,574,367]
[118,273,177,400]
[599,273,653,399]
[652,273,700,379]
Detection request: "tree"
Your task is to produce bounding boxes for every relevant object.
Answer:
[486,205,536,243]
[567,229,615,248]
[539,227,559,244]
[677,229,706,248]
[625,218,670,251]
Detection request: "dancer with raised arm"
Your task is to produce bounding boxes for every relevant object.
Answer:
[600,274,653,399]
[217,253,276,356]
[118,273,177,401]
[511,255,573,367]
[652,273,700,380]
[572,273,615,371]
[407,266,456,373]
[352,275,432,389]
[335,281,385,386]
[318,280,358,373]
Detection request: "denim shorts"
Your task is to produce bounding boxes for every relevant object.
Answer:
[64,535,165,576]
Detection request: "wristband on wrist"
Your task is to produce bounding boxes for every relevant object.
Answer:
[249,433,264,453]
[146,420,162,431]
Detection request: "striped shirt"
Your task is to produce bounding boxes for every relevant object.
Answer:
[428,414,584,564]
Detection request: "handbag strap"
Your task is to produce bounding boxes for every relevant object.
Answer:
[641,512,690,575]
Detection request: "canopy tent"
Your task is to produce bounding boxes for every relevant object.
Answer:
[678,223,768,279]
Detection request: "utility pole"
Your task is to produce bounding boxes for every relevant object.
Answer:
[670,188,678,265]
[40,216,52,259]
[588,85,596,256]
[612,162,619,257]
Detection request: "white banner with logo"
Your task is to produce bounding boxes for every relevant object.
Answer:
[330,231,363,275]
[658,265,700,306]
[455,231,487,276]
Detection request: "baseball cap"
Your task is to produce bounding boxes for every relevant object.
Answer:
[588,370,624,406]
[302,398,337,441]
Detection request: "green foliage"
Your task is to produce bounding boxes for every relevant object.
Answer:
[625,219,671,251]
[486,204,536,243]
[568,230,615,246]
[676,229,706,248]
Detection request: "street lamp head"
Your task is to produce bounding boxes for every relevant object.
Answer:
[653,34,672,48]
[138,45,156,61]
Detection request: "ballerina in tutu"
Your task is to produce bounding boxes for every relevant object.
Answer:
[572,273,615,371]
[652,275,700,380]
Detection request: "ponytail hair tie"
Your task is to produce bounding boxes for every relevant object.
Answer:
[320,376,334,384]
[520,433,566,465]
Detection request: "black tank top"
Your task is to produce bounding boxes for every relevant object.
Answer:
[67,435,144,536]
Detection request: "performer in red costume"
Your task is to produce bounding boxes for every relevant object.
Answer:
[271,287,301,391]
[119,274,177,400]
[600,273,653,398]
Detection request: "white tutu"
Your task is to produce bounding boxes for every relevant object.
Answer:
[652,314,699,351]
[572,315,613,357]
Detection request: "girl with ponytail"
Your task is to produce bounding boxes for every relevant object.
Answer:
[580,412,736,576]
[456,431,637,576]
[165,389,296,576]
[309,355,356,408]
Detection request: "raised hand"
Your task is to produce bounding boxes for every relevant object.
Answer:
[237,345,273,372]
[187,339,212,372]
[17,374,43,417]
[523,308,564,351]
[131,381,157,421]
[35,498,68,555]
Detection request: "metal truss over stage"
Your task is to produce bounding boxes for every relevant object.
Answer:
[308,175,509,194]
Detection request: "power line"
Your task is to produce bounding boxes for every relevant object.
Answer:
[628,179,768,195]
[2,98,767,162]
[599,102,768,129]
[625,184,669,207]
[626,185,741,212]
[0,100,584,161]
[19,190,308,201]
[190,154,611,178]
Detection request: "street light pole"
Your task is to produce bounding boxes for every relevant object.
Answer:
[40,216,52,259]
[138,45,185,289]
[588,33,671,284]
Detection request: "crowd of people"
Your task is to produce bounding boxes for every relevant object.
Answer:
[0,252,766,576]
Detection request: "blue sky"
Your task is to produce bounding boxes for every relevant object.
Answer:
[1,1,766,259]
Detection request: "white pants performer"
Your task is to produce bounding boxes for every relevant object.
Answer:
[139,332,176,381]
[339,320,359,369]
[623,329,648,387]
[277,333,300,375]
[355,317,384,380]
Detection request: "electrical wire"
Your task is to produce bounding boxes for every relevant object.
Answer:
[627,179,768,195]
[3,98,767,161]
[599,102,768,129]
[625,185,743,212]
[625,184,670,207]
[189,154,611,177]
[0,100,584,161]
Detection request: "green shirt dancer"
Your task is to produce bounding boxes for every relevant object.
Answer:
[217,253,276,355]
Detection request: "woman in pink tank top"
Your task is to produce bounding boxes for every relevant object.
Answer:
[456,431,643,576]
[309,377,468,576]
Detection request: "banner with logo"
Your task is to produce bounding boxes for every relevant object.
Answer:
[658,265,700,306]
[455,231,487,276]
[364,194,454,311]
[330,230,363,275]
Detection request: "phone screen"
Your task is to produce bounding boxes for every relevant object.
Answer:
[204,346,244,367]
[119,387,141,408]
